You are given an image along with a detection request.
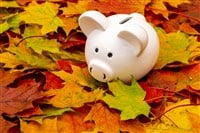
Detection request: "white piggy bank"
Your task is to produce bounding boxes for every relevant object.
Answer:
[79,11,159,82]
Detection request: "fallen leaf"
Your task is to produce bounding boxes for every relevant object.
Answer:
[45,82,104,108]
[84,103,120,132]
[85,102,146,133]
[0,115,16,133]
[20,2,63,34]
[102,80,150,120]
[22,107,72,124]
[43,71,65,90]
[180,23,200,35]
[57,108,94,133]
[20,117,58,133]
[149,0,190,19]
[0,70,22,87]
[155,28,191,69]
[88,0,150,14]
[0,79,44,115]
[52,65,95,87]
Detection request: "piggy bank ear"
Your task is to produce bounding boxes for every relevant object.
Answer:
[78,11,108,36]
[118,25,148,56]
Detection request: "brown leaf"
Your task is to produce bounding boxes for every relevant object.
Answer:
[0,79,44,115]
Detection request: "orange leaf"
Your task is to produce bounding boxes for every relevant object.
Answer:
[88,0,150,14]
[180,23,200,35]
[57,108,94,133]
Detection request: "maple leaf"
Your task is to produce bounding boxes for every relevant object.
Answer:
[61,0,90,17]
[0,70,23,87]
[188,36,200,63]
[7,43,56,70]
[102,80,150,120]
[84,103,121,132]
[85,103,146,133]
[88,0,150,14]
[0,52,25,68]
[20,2,63,34]
[20,117,59,133]
[0,115,16,133]
[22,107,72,124]
[45,82,104,108]
[43,71,65,90]
[52,65,97,88]
[159,99,200,131]
[155,28,191,69]
[149,0,190,19]
[0,79,44,115]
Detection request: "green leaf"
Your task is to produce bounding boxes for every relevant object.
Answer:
[102,80,150,120]
[7,44,56,70]
[20,2,63,34]
[22,107,72,124]
[0,21,10,33]
[155,28,191,69]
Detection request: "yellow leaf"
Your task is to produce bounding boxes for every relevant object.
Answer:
[0,52,26,68]
[149,0,190,19]
[45,82,104,108]
[52,65,95,87]
[161,99,200,130]
[20,117,58,133]
[61,0,91,17]
[20,2,63,34]
[61,16,79,34]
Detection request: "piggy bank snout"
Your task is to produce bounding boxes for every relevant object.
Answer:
[88,60,114,82]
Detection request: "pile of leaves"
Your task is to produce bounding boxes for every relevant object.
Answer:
[0,0,200,133]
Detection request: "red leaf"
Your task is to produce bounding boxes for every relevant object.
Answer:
[56,60,73,73]
[43,71,65,90]
[0,115,16,133]
[140,82,164,103]
[0,79,44,115]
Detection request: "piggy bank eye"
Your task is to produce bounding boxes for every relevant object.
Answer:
[107,52,113,58]
[95,48,99,53]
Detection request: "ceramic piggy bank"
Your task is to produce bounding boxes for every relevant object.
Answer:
[79,11,159,82]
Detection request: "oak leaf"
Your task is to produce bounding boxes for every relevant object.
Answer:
[45,82,104,108]
[20,2,63,34]
[0,79,44,115]
[102,80,150,120]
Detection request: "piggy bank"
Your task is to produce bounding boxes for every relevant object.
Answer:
[79,11,159,82]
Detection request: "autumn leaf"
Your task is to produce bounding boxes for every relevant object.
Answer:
[155,28,191,69]
[57,108,94,133]
[7,43,56,70]
[149,0,190,19]
[22,107,72,124]
[20,117,58,133]
[85,102,146,132]
[45,82,104,108]
[0,115,16,133]
[20,2,63,34]
[52,65,97,88]
[0,70,23,87]
[159,99,200,131]
[0,79,44,115]
[88,0,150,14]
[102,80,150,120]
